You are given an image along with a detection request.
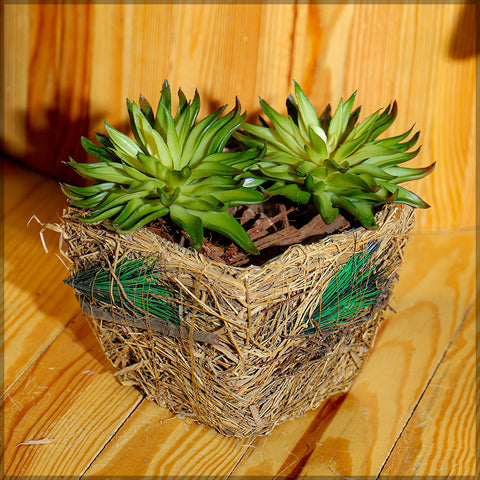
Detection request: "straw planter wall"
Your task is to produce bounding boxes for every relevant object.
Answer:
[55,203,414,437]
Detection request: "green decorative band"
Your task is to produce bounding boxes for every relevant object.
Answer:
[302,242,391,334]
[64,256,180,325]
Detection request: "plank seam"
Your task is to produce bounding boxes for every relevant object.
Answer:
[78,395,145,478]
[226,436,258,479]
[1,310,81,400]
[375,300,475,478]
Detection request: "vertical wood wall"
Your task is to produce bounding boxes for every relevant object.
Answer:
[3,2,476,232]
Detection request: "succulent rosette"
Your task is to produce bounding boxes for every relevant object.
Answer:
[62,81,265,254]
[235,81,435,228]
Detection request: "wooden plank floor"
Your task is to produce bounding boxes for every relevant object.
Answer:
[2,159,477,478]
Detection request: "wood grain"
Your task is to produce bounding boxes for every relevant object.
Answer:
[381,304,476,476]
[2,311,143,477]
[3,161,79,390]
[3,3,475,232]
[85,399,255,477]
[2,157,475,476]
[231,229,476,477]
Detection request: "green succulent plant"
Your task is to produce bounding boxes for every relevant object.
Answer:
[62,80,265,254]
[235,81,434,228]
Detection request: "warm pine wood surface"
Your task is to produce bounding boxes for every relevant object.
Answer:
[3,2,476,233]
[2,159,477,478]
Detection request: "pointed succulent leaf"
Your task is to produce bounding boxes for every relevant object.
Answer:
[384,163,436,183]
[81,137,118,163]
[294,81,320,133]
[136,152,164,179]
[213,187,266,206]
[207,104,246,155]
[126,99,149,153]
[157,102,182,169]
[363,147,421,168]
[95,132,114,149]
[266,183,311,204]
[328,92,356,151]
[105,123,142,158]
[174,88,188,122]
[180,106,227,165]
[378,181,430,208]
[348,163,395,180]
[139,94,155,126]
[80,205,124,223]
[318,104,332,133]
[62,182,116,198]
[308,126,329,158]
[312,191,339,224]
[115,202,169,232]
[137,111,174,168]
[177,194,224,211]
[331,196,379,229]
[194,210,259,255]
[68,159,133,184]
[157,79,172,117]
[260,97,297,137]
[369,102,397,140]
[169,204,204,249]
[286,94,299,125]
[338,106,361,145]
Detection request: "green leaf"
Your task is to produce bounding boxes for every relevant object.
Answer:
[136,152,164,179]
[213,187,265,206]
[286,94,299,125]
[266,183,311,204]
[304,144,326,166]
[80,205,124,223]
[68,159,133,184]
[363,147,421,168]
[187,162,236,180]
[328,172,373,191]
[126,100,149,153]
[157,79,172,117]
[373,126,414,148]
[260,97,296,137]
[137,112,174,169]
[181,106,227,165]
[328,92,356,151]
[95,132,114,149]
[308,126,328,158]
[176,194,224,211]
[174,88,189,123]
[331,135,365,162]
[89,189,152,214]
[105,123,142,158]
[61,182,116,198]
[81,137,118,163]
[181,177,235,195]
[169,204,204,249]
[312,191,339,224]
[378,181,430,208]
[384,163,435,183]
[331,196,378,229]
[194,210,259,255]
[369,101,397,140]
[139,94,155,126]
[65,190,111,209]
[294,81,320,136]
[348,163,395,180]
[206,101,245,155]
[115,203,169,232]
[157,102,182,169]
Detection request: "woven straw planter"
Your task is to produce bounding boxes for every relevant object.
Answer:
[54,203,414,437]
